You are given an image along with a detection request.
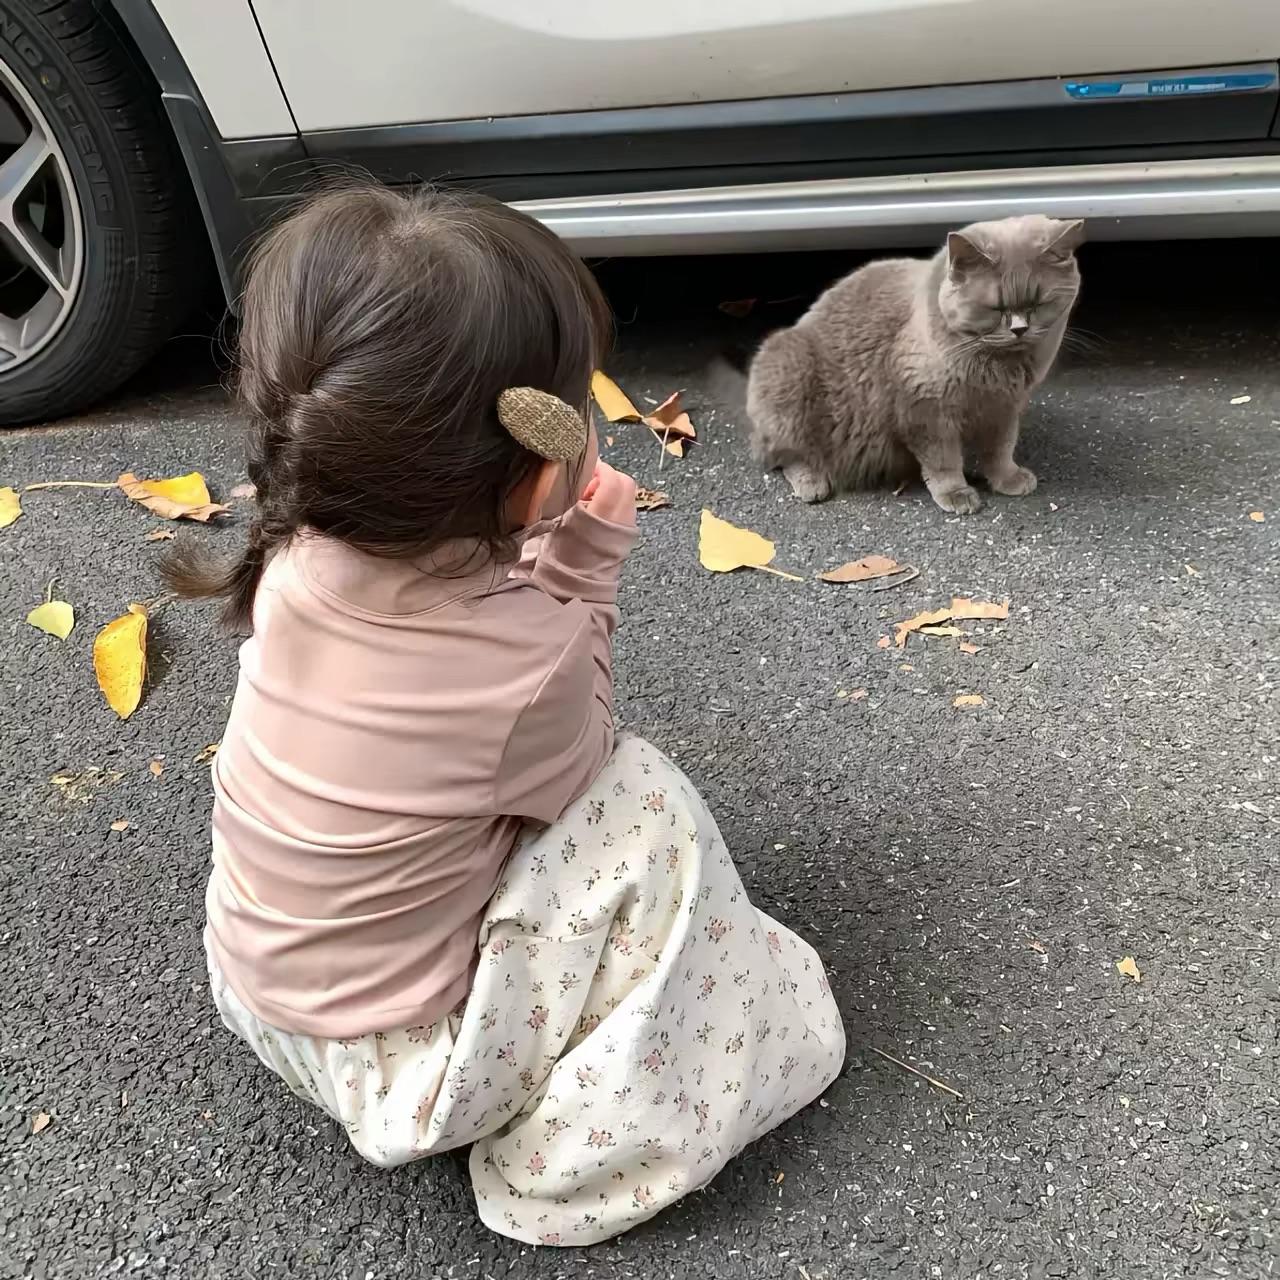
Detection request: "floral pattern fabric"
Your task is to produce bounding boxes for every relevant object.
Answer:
[209,737,845,1245]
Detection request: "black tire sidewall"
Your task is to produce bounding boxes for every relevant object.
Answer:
[1,2,152,411]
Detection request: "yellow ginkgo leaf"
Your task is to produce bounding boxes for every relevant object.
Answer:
[590,371,641,423]
[93,604,148,719]
[698,510,801,580]
[0,486,21,529]
[26,600,75,640]
[117,471,228,522]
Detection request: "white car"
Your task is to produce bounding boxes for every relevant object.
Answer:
[3,0,1279,424]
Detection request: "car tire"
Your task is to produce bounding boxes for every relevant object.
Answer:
[0,0,205,426]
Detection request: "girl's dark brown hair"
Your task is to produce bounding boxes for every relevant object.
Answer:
[164,184,612,630]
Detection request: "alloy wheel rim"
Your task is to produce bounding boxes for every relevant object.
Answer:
[0,50,85,373]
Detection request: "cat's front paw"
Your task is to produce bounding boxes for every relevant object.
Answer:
[988,466,1038,497]
[932,484,984,515]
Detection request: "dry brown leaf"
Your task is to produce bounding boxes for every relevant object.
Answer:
[949,597,1010,621]
[817,554,904,584]
[148,758,164,778]
[0,486,21,529]
[229,483,257,500]
[590,371,641,422]
[31,1112,52,1135]
[51,766,123,803]
[194,743,220,765]
[698,510,800,580]
[718,298,757,318]
[117,472,229,522]
[1249,511,1265,522]
[641,390,697,458]
[896,596,1009,647]
[918,624,965,638]
[876,636,891,650]
[959,642,980,655]
[894,607,952,647]
[93,604,148,719]
[1116,956,1141,983]
[953,694,985,707]
[144,529,175,542]
[634,488,671,511]
[110,819,130,832]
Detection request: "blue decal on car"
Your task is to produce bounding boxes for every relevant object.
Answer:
[1065,73,1276,100]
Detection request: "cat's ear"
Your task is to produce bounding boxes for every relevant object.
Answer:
[1042,219,1086,261]
[947,231,993,277]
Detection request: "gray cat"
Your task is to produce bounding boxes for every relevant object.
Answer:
[744,215,1084,514]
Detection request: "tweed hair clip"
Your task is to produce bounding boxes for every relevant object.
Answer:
[496,387,587,462]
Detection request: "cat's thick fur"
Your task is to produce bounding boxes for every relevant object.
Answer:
[745,215,1084,513]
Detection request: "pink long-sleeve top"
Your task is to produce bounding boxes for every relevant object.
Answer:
[205,504,636,1040]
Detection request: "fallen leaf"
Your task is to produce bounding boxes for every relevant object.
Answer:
[93,604,148,719]
[774,1171,785,1185]
[848,688,868,701]
[698,510,801,580]
[718,298,757,318]
[1184,564,1200,576]
[899,663,914,673]
[0,486,20,528]
[949,597,1010,622]
[229,482,257,500]
[1230,395,1252,405]
[817,554,904,583]
[605,436,614,447]
[1116,955,1142,983]
[953,694,985,707]
[117,472,229,522]
[634,488,671,511]
[110,819,130,832]
[1249,511,1265,522]
[917,624,965,638]
[590,371,641,422]
[1027,940,1046,955]
[894,607,952,647]
[31,1112,52,1135]
[959,642,980,655]
[51,766,123,803]
[896,596,1009,647]
[876,636,892,650]
[26,600,75,640]
[642,390,697,457]
[149,758,164,778]
[194,742,220,765]
[144,529,176,542]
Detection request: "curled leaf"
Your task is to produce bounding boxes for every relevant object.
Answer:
[118,471,228,522]
[93,604,148,719]
[896,596,1009,647]
[817,555,904,584]
[1116,956,1142,983]
[26,600,75,640]
[635,488,671,511]
[698,510,801,580]
[590,371,641,422]
[0,486,21,529]
[642,390,697,457]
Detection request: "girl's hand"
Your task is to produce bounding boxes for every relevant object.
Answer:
[580,461,637,527]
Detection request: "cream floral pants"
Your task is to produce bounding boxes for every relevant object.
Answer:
[209,737,845,1245]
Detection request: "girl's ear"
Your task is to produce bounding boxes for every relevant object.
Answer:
[508,459,562,529]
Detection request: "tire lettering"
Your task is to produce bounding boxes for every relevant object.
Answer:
[1,4,118,219]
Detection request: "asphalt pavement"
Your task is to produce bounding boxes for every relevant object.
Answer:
[2,241,1277,1280]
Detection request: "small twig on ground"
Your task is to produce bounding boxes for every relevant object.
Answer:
[871,1046,964,1099]
[754,564,804,583]
[24,480,116,491]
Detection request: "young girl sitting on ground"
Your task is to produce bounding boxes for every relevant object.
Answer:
[169,185,845,1246]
